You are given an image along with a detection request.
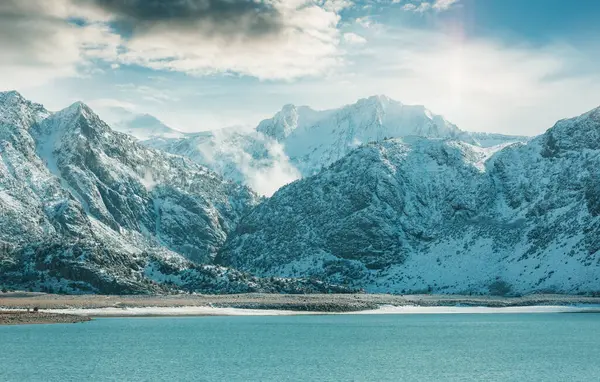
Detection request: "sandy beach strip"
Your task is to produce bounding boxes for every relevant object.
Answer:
[2,293,600,320]
[32,304,600,317]
[38,306,317,317]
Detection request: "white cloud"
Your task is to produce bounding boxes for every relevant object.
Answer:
[0,0,350,84]
[330,25,600,135]
[115,84,180,104]
[0,0,120,89]
[401,0,460,13]
[414,2,432,12]
[113,1,343,80]
[432,0,460,11]
[197,128,301,196]
[356,16,374,28]
[242,142,301,196]
[322,0,355,11]
[343,32,367,44]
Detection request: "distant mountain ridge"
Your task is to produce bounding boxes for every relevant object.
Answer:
[113,113,185,140]
[146,95,528,194]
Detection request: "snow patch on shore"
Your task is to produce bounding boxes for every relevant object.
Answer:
[40,306,316,317]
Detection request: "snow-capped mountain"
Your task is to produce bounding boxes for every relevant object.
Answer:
[216,105,600,295]
[260,95,528,176]
[3,90,593,296]
[30,101,260,263]
[256,103,328,142]
[146,96,527,194]
[113,113,185,140]
[0,91,347,294]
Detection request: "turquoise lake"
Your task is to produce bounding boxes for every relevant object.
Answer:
[1,314,599,381]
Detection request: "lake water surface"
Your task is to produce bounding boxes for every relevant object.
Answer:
[1,313,598,381]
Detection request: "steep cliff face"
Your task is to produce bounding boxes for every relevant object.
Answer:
[30,102,258,263]
[217,106,600,294]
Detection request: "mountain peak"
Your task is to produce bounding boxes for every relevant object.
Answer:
[35,101,110,142]
[538,103,600,154]
[354,95,400,109]
[365,94,394,104]
[0,90,23,101]
[0,90,50,129]
[582,104,600,121]
[256,103,301,141]
[62,101,95,117]
[52,101,105,126]
[280,104,297,113]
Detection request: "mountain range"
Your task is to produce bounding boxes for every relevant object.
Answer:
[216,106,600,294]
[1,90,598,295]
[0,91,348,294]
[143,95,528,195]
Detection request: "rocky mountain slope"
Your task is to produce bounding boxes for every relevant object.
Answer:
[217,106,600,295]
[146,96,527,194]
[0,91,348,294]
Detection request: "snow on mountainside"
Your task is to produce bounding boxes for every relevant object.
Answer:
[261,95,528,176]
[0,91,349,294]
[4,90,590,297]
[145,95,527,194]
[0,91,50,129]
[256,103,329,141]
[30,101,260,264]
[217,106,600,295]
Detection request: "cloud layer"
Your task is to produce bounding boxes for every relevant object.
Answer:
[2,0,599,138]
[0,0,350,85]
[90,0,284,37]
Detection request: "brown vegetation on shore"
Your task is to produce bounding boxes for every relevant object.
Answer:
[0,310,91,326]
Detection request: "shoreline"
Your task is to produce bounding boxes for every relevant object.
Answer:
[1,292,599,324]
[36,304,600,318]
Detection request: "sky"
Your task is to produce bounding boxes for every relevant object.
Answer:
[1,0,600,135]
